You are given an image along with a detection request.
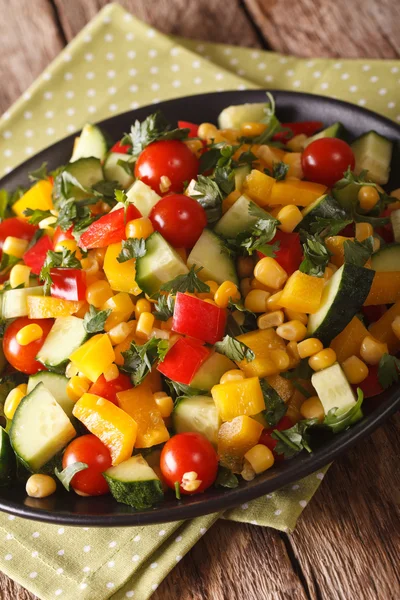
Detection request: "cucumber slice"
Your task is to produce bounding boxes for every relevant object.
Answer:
[305,122,346,146]
[297,194,347,232]
[311,363,356,415]
[235,165,251,191]
[214,194,272,238]
[104,152,135,188]
[187,229,238,285]
[172,396,220,446]
[390,210,400,243]
[71,123,108,162]
[36,316,88,368]
[218,102,268,130]
[27,372,74,418]
[10,383,76,472]
[191,352,236,391]
[351,131,393,185]
[0,427,15,484]
[125,180,161,217]
[371,243,400,272]
[103,454,163,509]
[135,232,188,296]
[1,286,44,319]
[307,263,375,345]
[65,157,104,190]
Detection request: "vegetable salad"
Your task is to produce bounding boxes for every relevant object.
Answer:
[0,95,399,510]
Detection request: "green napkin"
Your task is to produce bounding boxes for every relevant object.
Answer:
[0,3,398,599]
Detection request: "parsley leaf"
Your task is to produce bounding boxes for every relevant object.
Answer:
[0,253,20,274]
[214,164,235,196]
[227,299,255,317]
[322,388,364,434]
[40,248,82,294]
[214,335,255,362]
[271,419,318,459]
[91,179,123,203]
[122,111,189,158]
[227,202,279,257]
[157,340,169,362]
[190,175,223,225]
[160,265,210,294]
[121,338,166,386]
[259,380,287,427]
[299,234,331,277]
[153,294,175,321]
[215,466,239,489]
[343,236,374,266]
[23,208,54,225]
[83,305,112,334]
[28,162,49,182]
[165,380,207,399]
[309,216,353,238]
[117,238,146,262]
[378,354,400,389]
[117,158,135,176]
[265,161,289,181]
[55,462,88,491]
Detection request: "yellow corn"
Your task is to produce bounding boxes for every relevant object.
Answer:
[237,256,254,279]
[16,324,43,346]
[153,392,174,418]
[197,122,226,143]
[125,217,154,240]
[93,247,107,267]
[185,139,203,157]
[341,355,369,384]
[4,387,26,419]
[65,362,79,379]
[358,186,379,211]
[254,257,288,290]
[66,376,91,401]
[250,277,271,292]
[86,280,113,307]
[360,335,388,365]
[198,280,219,300]
[3,236,29,258]
[257,310,284,329]
[108,321,135,345]
[308,348,337,371]
[54,238,78,254]
[103,364,120,382]
[277,205,303,233]
[219,369,245,385]
[266,291,283,311]
[300,396,325,422]
[244,444,274,474]
[240,122,267,137]
[284,309,308,325]
[136,312,155,340]
[270,349,290,371]
[214,280,240,309]
[240,277,252,297]
[81,256,99,275]
[355,222,373,242]
[135,298,152,319]
[287,341,301,368]
[297,338,323,359]
[276,320,307,342]
[392,315,400,340]
[9,264,31,288]
[244,289,270,313]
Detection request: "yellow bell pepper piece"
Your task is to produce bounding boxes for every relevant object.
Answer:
[236,328,286,378]
[117,381,170,448]
[279,270,325,314]
[330,316,370,363]
[269,180,327,207]
[69,333,115,382]
[13,180,53,217]
[27,296,82,319]
[103,242,141,296]
[242,170,276,208]
[369,299,400,354]
[102,292,135,332]
[266,374,294,403]
[255,145,286,169]
[211,376,265,422]
[364,272,400,307]
[73,393,137,465]
[218,415,264,473]
[325,236,354,268]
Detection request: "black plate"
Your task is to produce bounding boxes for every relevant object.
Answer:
[1,90,399,526]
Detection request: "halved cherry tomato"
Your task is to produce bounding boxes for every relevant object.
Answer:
[0,217,37,252]
[89,372,132,406]
[110,140,131,154]
[79,205,141,249]
[3,317,53,374]
[150,194,207,248]
[273,121,323,143]
[301,138,355,188]
[178,121,199,138]
[62,434,112,496]
[135,139,199,195]
[259,416,294,455]
[160,432,218,495]
[52,226,74,248]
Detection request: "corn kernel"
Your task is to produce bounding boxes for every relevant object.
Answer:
[277,205,303,233]
[125,217,154,240]
[240,277,252,297]
[86,280,113,307]
[184,139,203,157]
[270,349,290,371]
[309,348,337,371]
[3,236,29,258]
[150,327,170,340]
[257,310,284,329]
[358,186,379,211]
[26,474,57,498]
[219,369,245,385]
[244,289,270,313]
[81,256,99,275]
[284,309,308,325]
[240,121,267,137]
[355,222,373,242]
[198,122,219,140]
[266,291,283,311]
[66,376,91,401]
[103,364,120,382]
[244,444,274,474]
[276,320,307,342]
[153,392,174,418]
[241,460,256,481]
[135,298,152,319]
[250,277,271,292]
[214,280,240,309]
[54,238,78,254]
[4,388,25,419]
[254,257,288,290]
[220,128,240,143]
[237,256,254,279]
[297,338,323,359]
[287,341,301,368]
[93,247,107,267]
[360,335,388,366]
[9,264,31,288]
[16,324,43,346]
[108,321,135,345]
[136,312,155,340]
[392,316,400,340]
[300,396,324,422]
[341,355,369,384]
[65,362,79,379]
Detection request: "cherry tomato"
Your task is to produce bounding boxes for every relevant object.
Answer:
[62,434,112,496]
[135,139,198,194]
[53,226,74,248]
[259,416,294,454]
[301,138,355,188]
[110,139,131,154]
[89,372,132,406]
[0,217,37,251]
[150,194,207,248]
[160,432,218,495]
[3,317,53,374]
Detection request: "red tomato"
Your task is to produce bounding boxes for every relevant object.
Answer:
[89,372,133,406]
[273,121,323,143]
[53,226,74,248]
[178,121,199,138]
[3,317,53,374]
[301,138,355,188]
[354,365,384,398]
[150,194,207,248]
[160,432,218,495]
[0,217,37,251]
[62,434,112,496]
[110,140,131,154]
[259,416,294,454]
[135,140,198,194]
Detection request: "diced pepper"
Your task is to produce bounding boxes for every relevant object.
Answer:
[12,180,53,217]
[279,270,325,314]
[285,386,312,424]
[145,368,163,393]
[89,372,133,406]
[269,180,327,207]
[364,272,400,306]
[218,415,264,473]
[103,242,141,296]
[236,328,286,378]
[259,415,294,453]
[325,236,354,268]
[157,337,211,385]
[273,121,323,143]
[27,295,82,319]
[53,226,74,247]
[171,292,227,345]
[242,170,275,207]
[117,381,170,448]
[73,393,137,465]
[211,377,265,422]
[369,299,400,354]
[0,218,37,252]
[254,145,286,170]
[79,205,141,249]
[361,305,387,325]
[178,120,199,138]
[355,365,384,398]
[330,316,370,363]
[102,292,135,331]
[266,374,294,403]
[69,333,115,382]
[50,268,87,302]
[23,235,53,275]
[259,230,303,276]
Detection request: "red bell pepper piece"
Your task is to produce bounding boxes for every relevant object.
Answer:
[89,372,132,406]
[110,140,131,154]
[375,209,394,244]
[157,337,211,385]
[171,292,227,345]
[0,217,37,251]
[273,121,323,143]
[53,226,74,248]
[361,305,387,325]
[258,230,303,276]
[23,235,53,275]
[50,268,87,301]
[178,121,199,138]
[353,365,383,398]
[259,415,293,460]
[339,223,356,237]
[79,205,141,249]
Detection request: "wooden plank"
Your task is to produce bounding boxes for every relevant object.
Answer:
[244,0,400,58]
[53,0,261,47]
[0,0,64,113]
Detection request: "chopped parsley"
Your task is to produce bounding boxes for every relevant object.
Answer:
[343,236,374,266]
[259,380,287,427]
[153,294,175,321]
[121,338,169,386]
[117,238,147,262]
[83,305,112,334]
[378,354,400,389]
[121,111,190,159]
[40,247,82,294]
[214,335,255,362]
[160,266,210,294]
[299,234,331,277]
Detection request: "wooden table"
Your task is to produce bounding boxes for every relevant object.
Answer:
[1,1,399,598]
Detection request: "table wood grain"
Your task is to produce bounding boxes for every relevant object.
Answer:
[0,1,399,599]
